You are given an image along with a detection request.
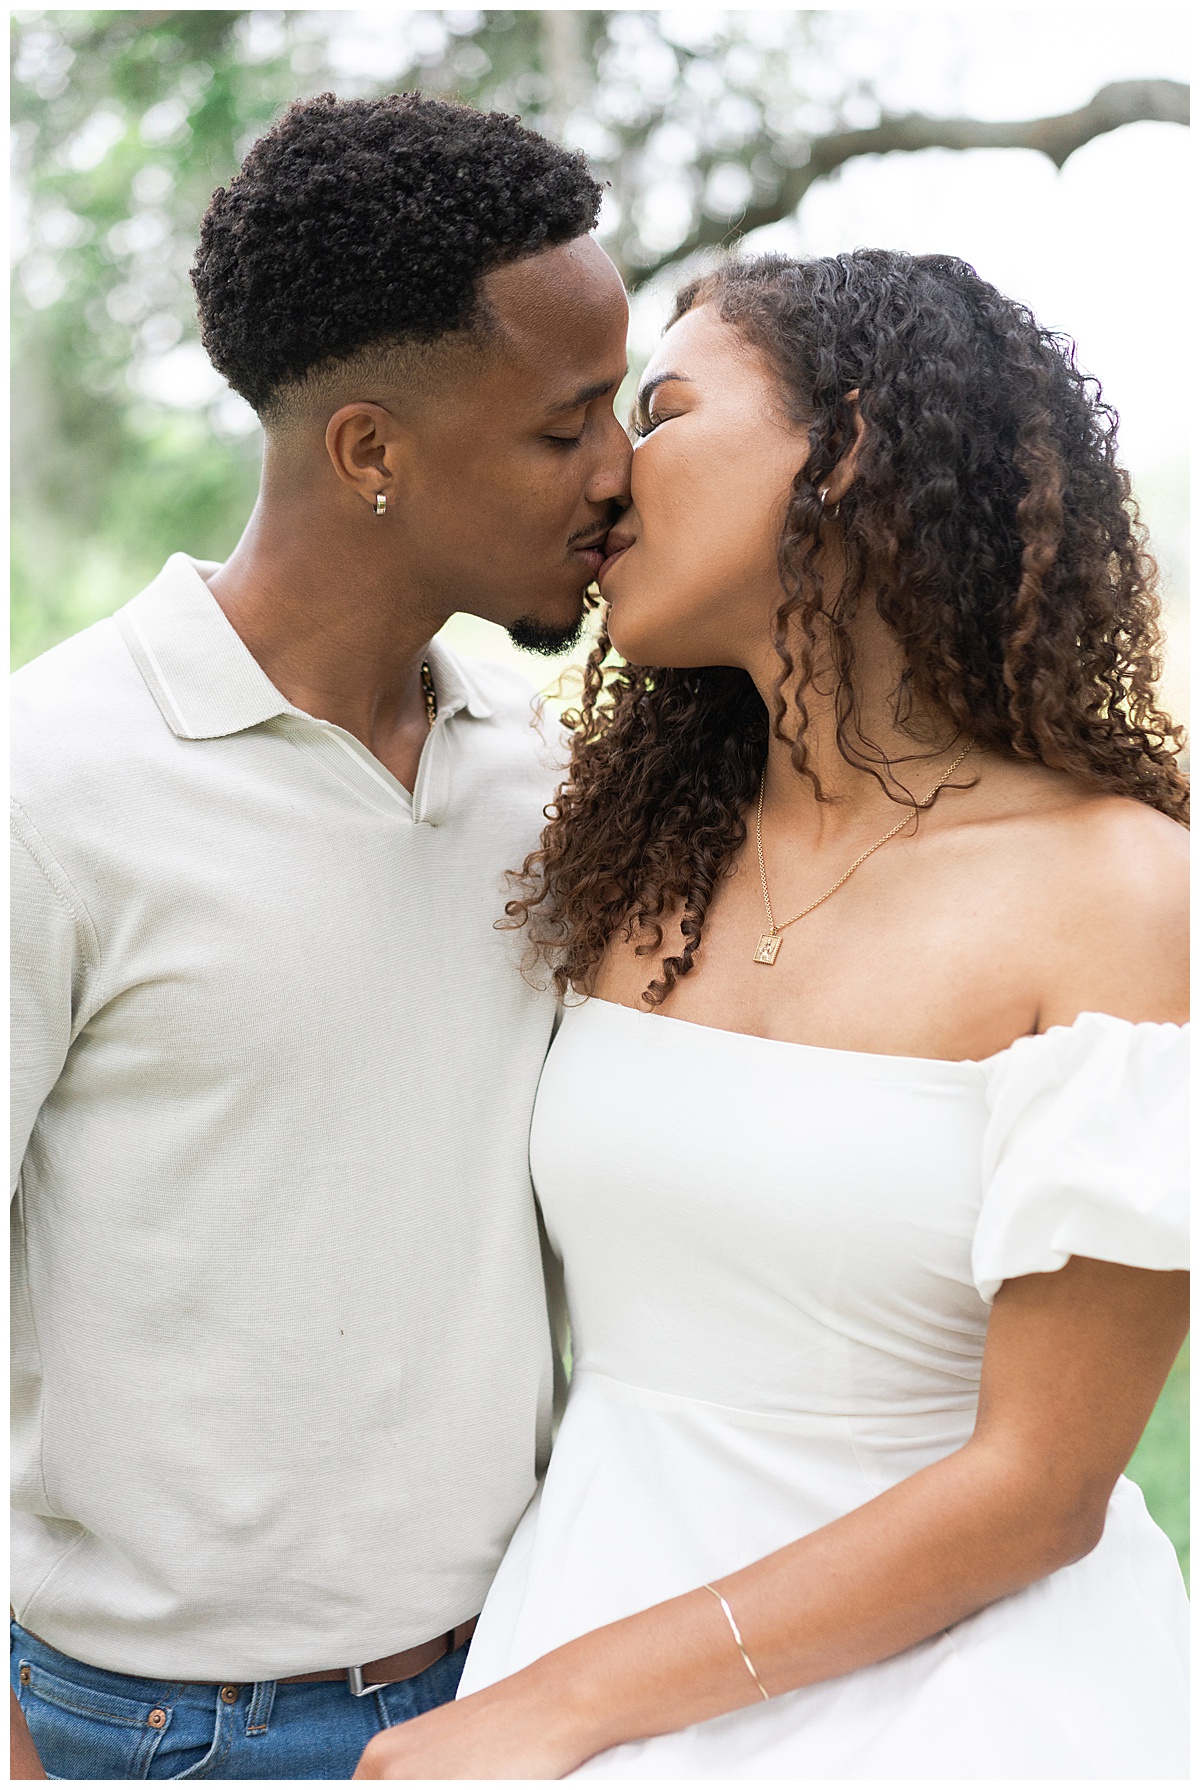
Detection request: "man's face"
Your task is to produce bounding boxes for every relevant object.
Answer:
[390,235,631,652]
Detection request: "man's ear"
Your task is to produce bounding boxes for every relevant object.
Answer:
[821,388,866,505]
[325,402,414,514]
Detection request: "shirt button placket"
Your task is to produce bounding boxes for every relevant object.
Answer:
[413,723,451,826]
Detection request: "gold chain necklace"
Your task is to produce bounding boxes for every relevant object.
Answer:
[420,660,437,731]
[752,742,974,965]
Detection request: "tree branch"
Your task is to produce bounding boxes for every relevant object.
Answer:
[629,78,1189,286]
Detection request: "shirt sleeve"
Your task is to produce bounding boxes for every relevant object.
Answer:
[972,1012,1189,1304]
[10,804,98,1195]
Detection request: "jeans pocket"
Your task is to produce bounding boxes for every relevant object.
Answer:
[147,1708,227,1782]
[16,1658,174,1780]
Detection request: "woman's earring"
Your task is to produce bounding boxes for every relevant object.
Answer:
[818,486,840,520]
[374,493,387,517]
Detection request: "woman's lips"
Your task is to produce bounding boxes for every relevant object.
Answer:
[596,541,634,587]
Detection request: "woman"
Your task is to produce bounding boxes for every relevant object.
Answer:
[357,249,1189,1779]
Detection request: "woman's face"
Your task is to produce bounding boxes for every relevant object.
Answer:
[597,303,810,669]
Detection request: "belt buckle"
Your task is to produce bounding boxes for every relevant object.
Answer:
[347,1665,374,1698]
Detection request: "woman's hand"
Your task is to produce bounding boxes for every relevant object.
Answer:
[353,1671,590,1781]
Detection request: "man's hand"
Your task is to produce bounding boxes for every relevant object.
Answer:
[10,1687,47,1780]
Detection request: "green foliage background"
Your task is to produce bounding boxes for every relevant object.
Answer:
[1129,1341,1189,1588]
[12,12,278,664]
[11,10,1188,1583]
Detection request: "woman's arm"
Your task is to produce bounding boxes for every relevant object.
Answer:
[355,1254,1188,1779]
[10,1688,47,1780]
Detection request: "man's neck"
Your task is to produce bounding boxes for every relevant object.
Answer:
[204,494,448,777]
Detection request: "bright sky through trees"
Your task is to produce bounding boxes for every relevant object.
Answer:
[11,6,1190,721]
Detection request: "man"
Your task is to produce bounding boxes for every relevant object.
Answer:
[11,91,630,1779]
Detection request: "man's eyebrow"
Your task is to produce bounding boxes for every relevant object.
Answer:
[636,371,692,407]
[544,370,628,415]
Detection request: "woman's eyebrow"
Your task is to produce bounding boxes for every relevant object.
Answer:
[636,371,693,407]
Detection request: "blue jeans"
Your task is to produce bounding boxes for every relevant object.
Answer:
[10,1621,467,1780]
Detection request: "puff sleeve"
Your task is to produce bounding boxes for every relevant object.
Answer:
[972,1012,1188,1303]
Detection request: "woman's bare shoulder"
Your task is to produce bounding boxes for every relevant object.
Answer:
[1037,785,1187,900]
[968,757,1186,885]
[1013,782,1189,1028]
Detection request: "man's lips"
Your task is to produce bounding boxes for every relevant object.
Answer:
[570,526,611,577]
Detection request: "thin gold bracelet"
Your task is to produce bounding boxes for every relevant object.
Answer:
[701,1584,770,1702]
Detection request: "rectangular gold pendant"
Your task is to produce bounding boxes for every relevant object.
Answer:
[754,933,782,966]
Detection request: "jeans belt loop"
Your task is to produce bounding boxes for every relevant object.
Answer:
[246,1679,277,1731]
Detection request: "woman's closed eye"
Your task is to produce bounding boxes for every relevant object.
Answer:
[631,408,677,440]
[631,370,693,440]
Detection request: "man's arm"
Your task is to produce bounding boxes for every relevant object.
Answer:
[10,815,95,1785]
[10,809,94,1191]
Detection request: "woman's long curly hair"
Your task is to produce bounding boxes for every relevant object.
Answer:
[505,249,1187,1006]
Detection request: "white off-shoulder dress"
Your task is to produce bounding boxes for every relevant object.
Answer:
[459,1001,1189,1779]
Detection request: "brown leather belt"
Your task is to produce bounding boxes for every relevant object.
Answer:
[276,1618,478,1695]
[22,1617,478,1700]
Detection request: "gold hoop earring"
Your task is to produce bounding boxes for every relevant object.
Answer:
[374,494,387,517]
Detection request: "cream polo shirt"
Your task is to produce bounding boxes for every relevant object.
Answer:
[10,553,566,1682]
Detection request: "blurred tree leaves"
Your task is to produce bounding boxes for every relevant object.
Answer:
[11,11,295,661]
[8,11,1188,665]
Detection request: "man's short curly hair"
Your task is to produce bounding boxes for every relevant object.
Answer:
[191,92,604,415]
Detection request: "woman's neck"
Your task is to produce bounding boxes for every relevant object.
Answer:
[746,600,969,843]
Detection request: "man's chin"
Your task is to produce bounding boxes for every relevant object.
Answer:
[506,611,590,658]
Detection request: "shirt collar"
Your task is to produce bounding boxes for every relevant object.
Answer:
[115,553,493,739]
[423,635,495,723]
